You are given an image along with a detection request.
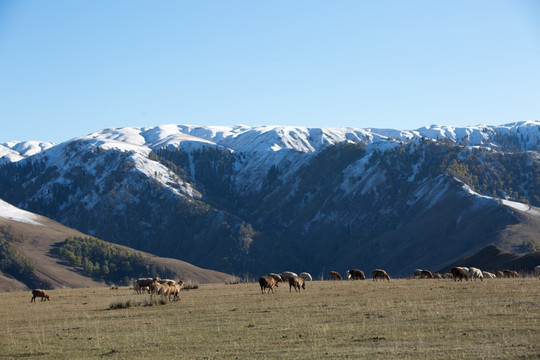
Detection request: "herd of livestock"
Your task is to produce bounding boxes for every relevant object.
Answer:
[258,266,540,294]
[29,266,540,302]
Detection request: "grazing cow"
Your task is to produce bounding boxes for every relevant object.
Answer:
[31,289,50,303]
[420,270,434,279]
[288,276,306,292]
[299,272,313,281]
[451,267,469,282]
[535,266,540,280]
[372,269,390,281]
[347,269,365,280]
[259,275,279,294]
[328,271,343,280]
[414,269,423,279]
[469,267,483,281]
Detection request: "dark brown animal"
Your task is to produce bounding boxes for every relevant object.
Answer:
[31,289,50,303]
[328,271,342,280]
[372,269,390,281]
[259,275,278,294]
[347,269,365,280]
[451,267,469,282]
[288,276,305,292]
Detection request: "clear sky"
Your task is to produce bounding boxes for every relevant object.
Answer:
[1,1,539,143]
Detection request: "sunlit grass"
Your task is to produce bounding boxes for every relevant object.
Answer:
[0,279,538,359]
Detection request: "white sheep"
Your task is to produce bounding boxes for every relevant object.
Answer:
[469,267,483,281]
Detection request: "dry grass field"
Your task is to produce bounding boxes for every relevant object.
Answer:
[1,278,539,359]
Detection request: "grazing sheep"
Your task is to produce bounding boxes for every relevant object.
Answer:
[268,274,283,283]
[469,267,483,281]
[482,271,496,279]
[31,289,50,303]
[420,270,434,279]
[299,272,313,281]
[535,265,540,280]
[444,272,453,279]
[372,269,390,281]
[157,282,172,299]
[347,269,365,280]
[288,276,305,292]
[328,271,343,280]
[500,269,519,278]
[259,275,278,294]
[169,280,185,301]
[279,272,298,283]
[136,277,160,293]
[451,267,469,282]
[414,269,423,279]
[433,273,444,279]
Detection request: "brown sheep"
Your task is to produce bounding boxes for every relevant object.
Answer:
[451,267,469,282]
[372,269,391,281]
[259,275,278,294]
[500,269,519,278]
[329,271,343,280]
[420,270,434,279]
[169,280,185,301]
[288,276,305,292]
[347,269,365,280]
[31,289,50,303]
[433,273,444,279]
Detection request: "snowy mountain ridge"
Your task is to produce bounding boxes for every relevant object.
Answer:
[1,120,539,276]
[3,120,539,163]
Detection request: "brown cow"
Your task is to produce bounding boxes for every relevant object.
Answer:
[372,269,391,281]
[31,289,50,303]
[328,271,343,280]
[451,267,469,282]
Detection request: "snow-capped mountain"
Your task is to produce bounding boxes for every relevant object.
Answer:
[1,121,539,276]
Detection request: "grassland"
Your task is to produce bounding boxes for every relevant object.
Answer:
[1,278,539,359]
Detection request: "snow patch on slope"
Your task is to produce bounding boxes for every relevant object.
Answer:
[0,199,44,226]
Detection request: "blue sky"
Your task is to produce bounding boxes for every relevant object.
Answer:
[1,1,539,143]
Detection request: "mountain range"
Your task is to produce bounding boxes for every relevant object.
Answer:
[1,121,539,279]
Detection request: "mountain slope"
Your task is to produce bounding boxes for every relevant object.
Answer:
[0,121,539,277]
[0,199,236,292]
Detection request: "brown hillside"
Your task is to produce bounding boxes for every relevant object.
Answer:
[439,245,540,274]
[0,208,237,292]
